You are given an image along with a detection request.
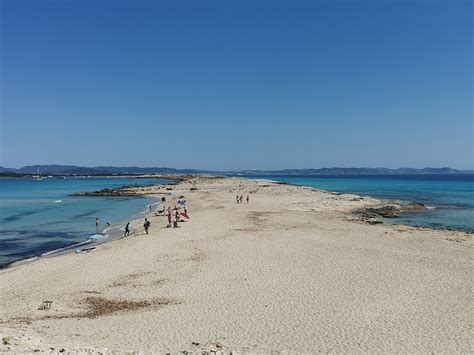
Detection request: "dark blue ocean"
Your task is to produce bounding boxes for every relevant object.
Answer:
[247,175,474,232]
[0,177,172,267]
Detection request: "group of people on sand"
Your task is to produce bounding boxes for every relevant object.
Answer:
[122,218,150,237]
[236,194,250,204]
[120,201,189,237]
[166,207,182,228]
[94,196,190,238]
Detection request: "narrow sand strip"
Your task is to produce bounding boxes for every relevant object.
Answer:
[0,177,472,353]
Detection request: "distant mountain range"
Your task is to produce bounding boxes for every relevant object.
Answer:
[0,165,472,176]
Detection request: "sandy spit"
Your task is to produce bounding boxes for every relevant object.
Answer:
[0,176,472,353]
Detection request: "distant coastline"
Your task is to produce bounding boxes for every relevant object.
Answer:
[1,164,473,177]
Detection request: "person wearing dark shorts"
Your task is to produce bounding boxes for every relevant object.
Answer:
[144,218,150,234]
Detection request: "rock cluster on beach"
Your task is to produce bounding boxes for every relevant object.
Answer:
[71,184,175,197]
[356,202,427,222]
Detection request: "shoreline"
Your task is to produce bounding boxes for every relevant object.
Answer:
[2,176,471,270]
[0,176,471,352]
[252,178,474,233]
[0,178,178,269]
[0,196,165,270]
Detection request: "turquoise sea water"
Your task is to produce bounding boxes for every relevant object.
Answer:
[1,175,473,267]
[0,177,172,267]
[247,175,474,232]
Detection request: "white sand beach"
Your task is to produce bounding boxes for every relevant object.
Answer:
[0,177,472,353]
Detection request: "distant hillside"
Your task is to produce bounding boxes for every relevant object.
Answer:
[0,165,472,177]
[0,165,214,176]
[237,167,467,176]
[16,165,83,174]
[0,166,14,173]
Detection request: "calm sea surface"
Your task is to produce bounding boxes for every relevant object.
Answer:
[0,177,172,267]
[247,175,474,232]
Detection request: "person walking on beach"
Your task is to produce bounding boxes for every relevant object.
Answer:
[246,195,250,204]
[124,222,130,237]
[172,210,177,228]
[236,195,240,204]
[167,208,172,228]
[239,195,243,204]
[144,218,150,234]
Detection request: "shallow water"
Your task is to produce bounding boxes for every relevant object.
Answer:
[0,177,173,267]
[247,175,474,232]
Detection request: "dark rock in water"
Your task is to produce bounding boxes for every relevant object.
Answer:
[401,202,427,212]
[366,206,400,218]
[356,202,428,222]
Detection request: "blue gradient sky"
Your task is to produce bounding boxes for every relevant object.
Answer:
[1,0,472,170]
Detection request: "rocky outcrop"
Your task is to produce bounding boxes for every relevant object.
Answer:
[71,184,174,197]
[356,202,427,221]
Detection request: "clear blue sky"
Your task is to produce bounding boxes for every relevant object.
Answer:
[1,0,472,170]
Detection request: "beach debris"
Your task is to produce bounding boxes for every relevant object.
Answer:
[75,296,179,319]
[2,337,11,346]
[75,247,96,253]
[187,338,229,353]
[38,301,52,310]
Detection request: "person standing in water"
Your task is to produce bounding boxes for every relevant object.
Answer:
[124,222,130,237]
[95,217,99,228]
[144,218,150,234]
